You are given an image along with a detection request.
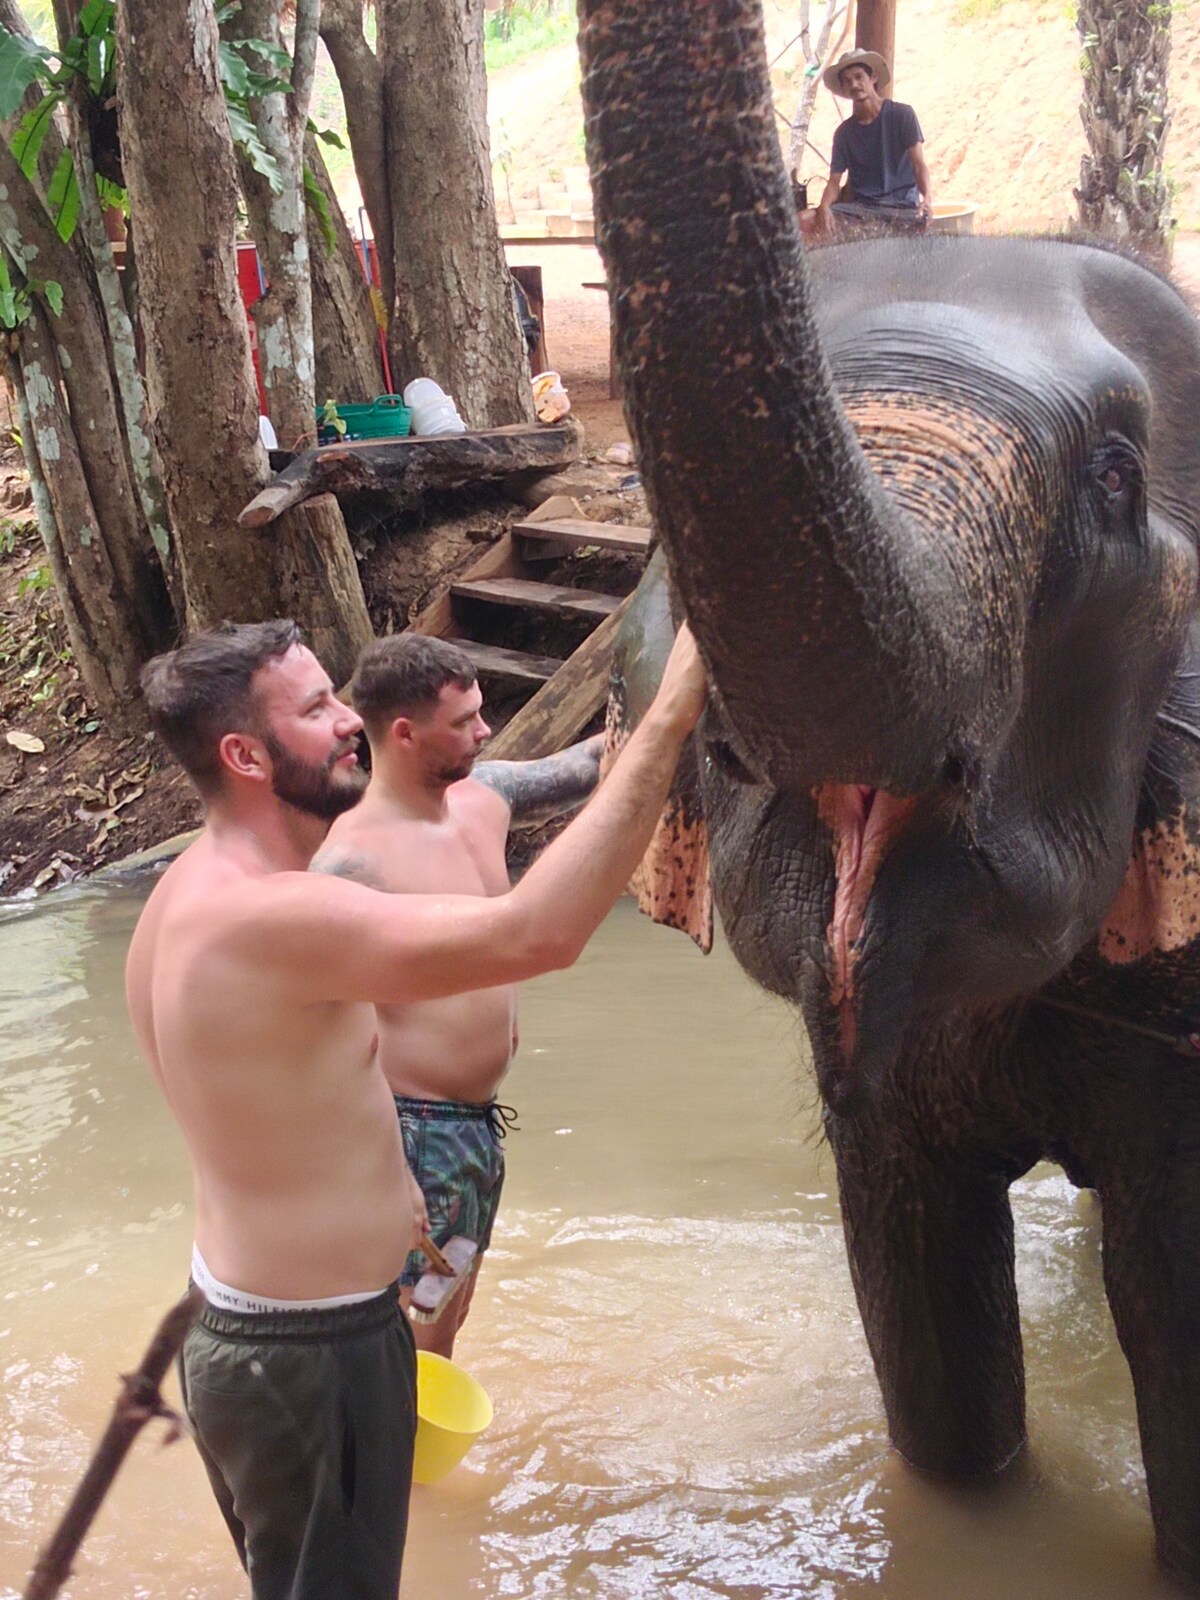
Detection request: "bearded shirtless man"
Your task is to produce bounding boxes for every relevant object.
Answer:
[311,635,604,1359]
[125,618,705,1600]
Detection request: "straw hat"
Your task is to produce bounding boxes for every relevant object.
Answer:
[822,48,891,97]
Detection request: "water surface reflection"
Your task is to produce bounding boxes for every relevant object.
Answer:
[0,886,1179,1597]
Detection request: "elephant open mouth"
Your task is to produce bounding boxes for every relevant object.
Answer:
[816,783,918,1058]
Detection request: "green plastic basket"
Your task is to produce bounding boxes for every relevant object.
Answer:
[316,394,412,444]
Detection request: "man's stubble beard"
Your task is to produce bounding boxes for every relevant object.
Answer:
[263,731,367,821]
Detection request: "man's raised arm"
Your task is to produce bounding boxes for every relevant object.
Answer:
[473,734,604,829]
[262,626,707,1005]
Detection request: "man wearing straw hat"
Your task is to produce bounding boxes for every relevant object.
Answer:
[812,49,932,235]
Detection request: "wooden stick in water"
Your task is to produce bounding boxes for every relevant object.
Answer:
[24,1287,204,1600]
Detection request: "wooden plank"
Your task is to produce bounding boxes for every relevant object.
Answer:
[456,640,562,685]
[451,576,621,622]
[483,595,633,761]
[239,420,584,527]
[406,532,522,639]
[514,516,651,557]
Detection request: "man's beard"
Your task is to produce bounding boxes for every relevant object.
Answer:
[436,753,478,786]
[263,732,367,820]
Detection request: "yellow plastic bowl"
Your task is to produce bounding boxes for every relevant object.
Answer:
[412,1350,494,1484]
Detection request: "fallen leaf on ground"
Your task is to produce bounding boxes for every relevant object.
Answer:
[5,730,44,754]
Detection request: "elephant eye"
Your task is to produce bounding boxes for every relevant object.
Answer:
[1092,439,1143,502]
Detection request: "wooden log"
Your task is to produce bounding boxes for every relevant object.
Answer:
[483,595,632,761]
[275,493,374,686]
[238,419,584,528]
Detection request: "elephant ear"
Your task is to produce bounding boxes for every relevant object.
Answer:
[1100,633,1200,965]
[603,549,713,952]
[602,701,713,952]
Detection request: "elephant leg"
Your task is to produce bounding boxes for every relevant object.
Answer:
[1098,1135,1200,1587]
[829,1113,1027,1476]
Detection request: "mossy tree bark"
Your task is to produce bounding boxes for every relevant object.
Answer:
[1076,0,1173,255]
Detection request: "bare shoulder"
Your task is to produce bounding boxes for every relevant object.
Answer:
[450,775,512,833]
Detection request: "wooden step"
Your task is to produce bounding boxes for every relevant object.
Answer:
[485,595,633,761]
[455,640,562,686]
[451,576,622,622]
[513,517,652,558]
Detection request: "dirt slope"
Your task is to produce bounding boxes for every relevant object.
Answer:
[486,0,1200,233]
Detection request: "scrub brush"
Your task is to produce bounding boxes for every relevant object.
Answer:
[411,1234,478,1323]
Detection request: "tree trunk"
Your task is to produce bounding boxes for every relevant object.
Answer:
[376,0,534,428]
[855,0,894,96]
[116,0,282,628]
[0,138,170,654]
[319,0,394,317]
[1076,0,1173,255]
[224,0,319,450]
[306,133,385,405]
[276,494,373,685]
[13,305,145,712]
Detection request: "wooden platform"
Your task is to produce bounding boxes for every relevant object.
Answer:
[238,421,584,527]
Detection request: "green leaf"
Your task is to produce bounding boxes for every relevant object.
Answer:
[225,99,282,193]
[302,161,336,256]
[95,174,126,212]
[46,147,80,242]
[241,67,291,98]
[309,121,345,149]
[42,278,62,316]
[77,0,115,38]
[84,30,109,95]
[218,39,252,97]
[0,29,51,119]
[236,35,291,74]
[12,95,57,179]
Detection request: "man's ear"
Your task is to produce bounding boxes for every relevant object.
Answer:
[218,730,270,784]
[389,714,417,750]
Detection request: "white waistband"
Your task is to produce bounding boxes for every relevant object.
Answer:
[190,1245,388,1315]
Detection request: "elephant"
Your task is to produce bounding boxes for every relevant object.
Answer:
[579,0,1200,1586]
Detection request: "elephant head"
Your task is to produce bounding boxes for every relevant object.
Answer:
[582,0,1200,1105]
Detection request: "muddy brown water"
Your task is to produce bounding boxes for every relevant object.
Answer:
[0,880,1182,1599]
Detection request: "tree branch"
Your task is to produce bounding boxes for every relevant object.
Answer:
[319,0,393,312]
[23,1289,205,1600]
[290,0,321,136]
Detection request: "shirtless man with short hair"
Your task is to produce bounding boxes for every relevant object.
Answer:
[125,617,705,1600]
[311,635,604,1359]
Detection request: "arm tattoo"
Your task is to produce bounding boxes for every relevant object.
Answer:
[309,850,388,891]
[474,734,604,830]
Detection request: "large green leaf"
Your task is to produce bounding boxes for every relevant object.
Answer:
[235,35,291,75]
[77,0,115,39]
[12,95,58,179]
[0,29,51,120]
[218,39,252,97]
[46,147,79,242]
[225,99,282,194]
[302,161,335,256]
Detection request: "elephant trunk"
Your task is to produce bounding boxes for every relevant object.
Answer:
[579,0,1016,796]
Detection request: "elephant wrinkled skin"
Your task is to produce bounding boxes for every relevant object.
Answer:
[582,0,1200,1586]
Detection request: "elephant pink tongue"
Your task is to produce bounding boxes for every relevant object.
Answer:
[815,784,917,1046]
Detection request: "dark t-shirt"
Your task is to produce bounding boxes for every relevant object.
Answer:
[830,99,923,206]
